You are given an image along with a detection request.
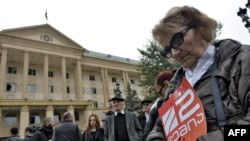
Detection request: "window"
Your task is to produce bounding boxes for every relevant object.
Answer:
[53,111,61,123]
[48,85,54,93]
[112,77,116,82]
[132,90,137,95]
[91,87,97,94]
[8,67,17,74]
[48,71,53,77]
[74,111,79,121]
[89,75,95,81]
[30,112,40,124]
[93,101,98,108]
[27,84,36,92]
[28,69,36,76]
[67,86,70,93]
[6,83,16,91]
[131,79,135,84]
[5,113,17,126]
[66,73,69,79]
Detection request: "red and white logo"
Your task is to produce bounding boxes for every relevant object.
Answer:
[158,77,207,141]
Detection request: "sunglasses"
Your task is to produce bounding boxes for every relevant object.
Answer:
[160,24,195,58]
[142,103,150,107]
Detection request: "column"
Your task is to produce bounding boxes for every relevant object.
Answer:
[19,105,29,138]
[125,71,130,86]
[61,57,67,100]
[101,68,108,107]
[44,54,49,99]
[76,59,83,99]
[122,71,128,87]
[141,75,148,96]
[22,51,29,99]
[104,68,110,100]
[0,107,2,126]
[0,48,7,99]
[46,105,54,119]
[67,105,75,122]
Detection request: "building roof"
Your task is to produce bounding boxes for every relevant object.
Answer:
[83,50,139,64]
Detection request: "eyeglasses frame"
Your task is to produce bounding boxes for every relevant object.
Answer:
[160,24,195,58]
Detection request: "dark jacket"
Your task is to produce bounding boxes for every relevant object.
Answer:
[82,128,104,141]
[30,125,53,141]
[138,112,146,130]
[143,99,163,141]
[52,120,82,141]
[23,134,33,141]
[7,136,23,141]
[146,39,250,141]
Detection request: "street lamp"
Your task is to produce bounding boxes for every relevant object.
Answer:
[237,0,250,32]
[115,83,122,96]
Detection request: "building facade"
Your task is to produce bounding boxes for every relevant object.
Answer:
[0,24,145,138]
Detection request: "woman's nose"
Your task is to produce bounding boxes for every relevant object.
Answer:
[171,48,180,57]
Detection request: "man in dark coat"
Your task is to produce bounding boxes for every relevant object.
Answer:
[29,117,54,141]
[104,93,143,141]
[23,127,35,141]
[52,112,82,141]
[137,100,152,131]
[8,127,23,141]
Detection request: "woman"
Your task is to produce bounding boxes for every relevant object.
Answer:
[147,5,250,141]
[83,114,104,141]
[143,70,175,141]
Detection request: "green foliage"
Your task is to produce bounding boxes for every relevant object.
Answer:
[214,22,223,43]
[124,83,141,111]
[137,39,181,101]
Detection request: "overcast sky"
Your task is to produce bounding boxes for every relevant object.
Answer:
[1,0,250,60]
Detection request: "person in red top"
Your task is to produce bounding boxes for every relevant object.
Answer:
[143,70,175,141]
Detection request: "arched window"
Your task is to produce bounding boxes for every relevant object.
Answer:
[74,111,79,121]
[30,112,40,125]
[5,112,17,126]
[53,111,61,123]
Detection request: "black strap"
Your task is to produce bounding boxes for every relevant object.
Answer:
[211,49,227,127]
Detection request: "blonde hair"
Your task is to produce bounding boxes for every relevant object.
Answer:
[152,6,217,47]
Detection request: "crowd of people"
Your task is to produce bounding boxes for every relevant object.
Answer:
[6,4,250,141]
[7,68,175,141]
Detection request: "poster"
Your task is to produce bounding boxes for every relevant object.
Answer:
[158,77,207,141]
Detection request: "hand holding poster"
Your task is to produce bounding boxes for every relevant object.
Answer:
[158,77,207,141]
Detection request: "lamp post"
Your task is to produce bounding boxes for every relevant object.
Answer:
[237,0,250,32]
[115,83,121,96]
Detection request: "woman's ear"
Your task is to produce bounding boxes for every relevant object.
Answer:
[163,80,169,87]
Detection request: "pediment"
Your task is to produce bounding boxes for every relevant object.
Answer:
[0,24,83,49]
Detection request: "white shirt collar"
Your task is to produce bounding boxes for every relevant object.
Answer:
[184,45,215,86]
[114,110,125,116]
[145,112,150,122]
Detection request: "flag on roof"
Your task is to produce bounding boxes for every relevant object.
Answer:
[45,9,48,21]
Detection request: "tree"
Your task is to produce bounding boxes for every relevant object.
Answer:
[124,83,141,111]
[214,22,223,43]
[137,40,180,101]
